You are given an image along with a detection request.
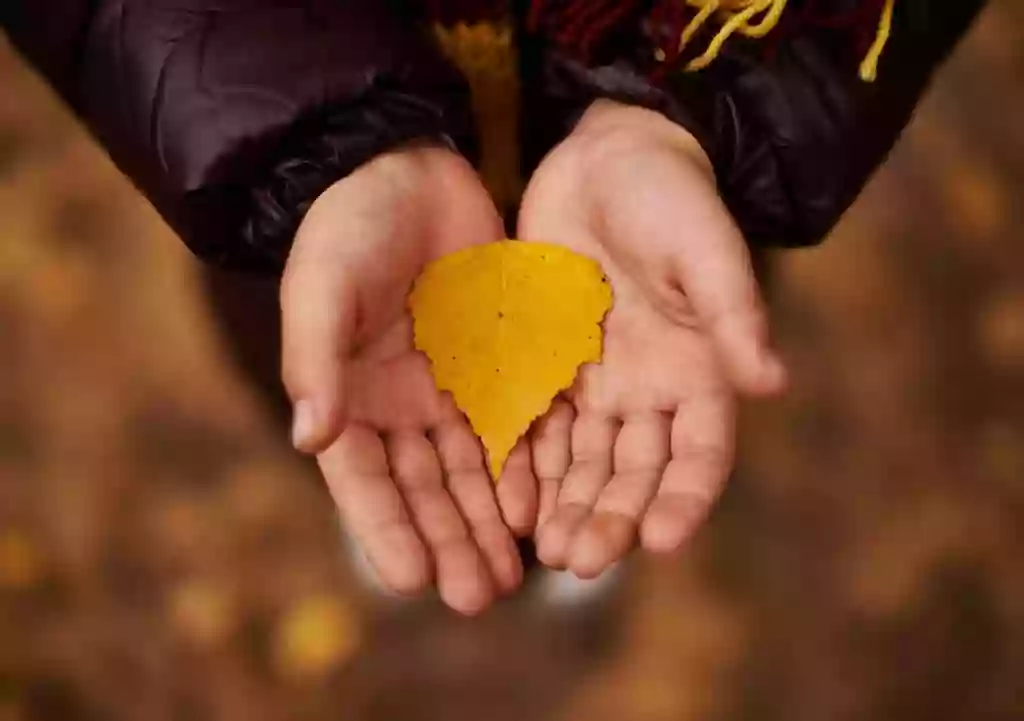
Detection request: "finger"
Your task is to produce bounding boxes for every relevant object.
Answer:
[667,205,787,397]
[433,422,524,596]
[531,400,575,529]
[280,230,358,454]
[569,413,669,578]
[318,426,430,595]
[536,414,618,569]
[496,438,539,538]
[640,396,736,554]
[387,431,495,615]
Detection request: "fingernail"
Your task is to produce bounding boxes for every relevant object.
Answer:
[291,400,317,451]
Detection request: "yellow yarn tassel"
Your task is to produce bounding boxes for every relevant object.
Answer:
[859,0,895,81]
[678,0,894,82]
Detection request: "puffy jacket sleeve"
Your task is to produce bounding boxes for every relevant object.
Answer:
[530,0,986,248]
[1,0,477,272]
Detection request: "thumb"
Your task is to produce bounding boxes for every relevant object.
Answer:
[280,223,359,455]
[585,116,788,397]
[671,205,788,397]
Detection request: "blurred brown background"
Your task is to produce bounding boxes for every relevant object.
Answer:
[1,4,1022,721]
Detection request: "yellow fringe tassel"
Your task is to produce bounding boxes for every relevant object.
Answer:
[859,0,895,81]
[678,0,895,82]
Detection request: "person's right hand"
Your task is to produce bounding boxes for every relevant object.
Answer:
[281,146,537,615]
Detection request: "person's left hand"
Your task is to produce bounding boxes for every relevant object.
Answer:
[519,100,788,579]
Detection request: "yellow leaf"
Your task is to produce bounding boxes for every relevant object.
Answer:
[410,240,612,479]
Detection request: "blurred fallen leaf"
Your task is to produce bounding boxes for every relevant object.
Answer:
[978,289,1024,370]
[153,496,213,559]
[169,579,237,648]
[846,497,974,617]
[0,701,25,721]
[946,160,1006,241]
[221,460,288,529]
[272,593,361,681]
[0,529,44,590]
[0,227,44,289]
[25,255,93,328]
[978,421,1024,493]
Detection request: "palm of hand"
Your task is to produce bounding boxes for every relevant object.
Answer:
[283,148,536,614]
[519,104,772,579]
[323,313,536,614]
[529,241,736,579]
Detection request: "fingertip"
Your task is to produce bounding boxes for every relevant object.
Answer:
[537,503,593,569]
[448,596,491,618]
[495,555,525,598]
[497,481,537,538]
[733,350,789,398]
[437,544,496,616]
[384,574,432,599]
[759,352,790,397]
[534,522,570,571]
[495,451,539,537]
[290,399,320,452]
[568,514,635,580]
[507,517,536,541]
[290,398,345,454]
[567,539,605,581]
[638,525,687,555]
[717,328,789,398]
[639,498,703,554]
[478,525,524,596]
[376,550,433,599]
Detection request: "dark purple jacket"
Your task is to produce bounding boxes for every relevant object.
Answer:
[1,1,985,273]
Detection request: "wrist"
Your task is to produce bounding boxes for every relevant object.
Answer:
[572,100,714,179]
[293,140,497,274]
[244,89,472,273]
[358,141,465,199]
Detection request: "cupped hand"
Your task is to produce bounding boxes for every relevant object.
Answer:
[281,146,537,614]
[519,101,788,579]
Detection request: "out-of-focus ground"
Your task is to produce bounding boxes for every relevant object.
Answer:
[1,5,1023,720]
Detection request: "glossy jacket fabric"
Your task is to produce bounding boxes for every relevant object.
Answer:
[532,0,988,248]
[1,1,986,272]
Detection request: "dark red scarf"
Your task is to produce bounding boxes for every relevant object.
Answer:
[425,1,887,72]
